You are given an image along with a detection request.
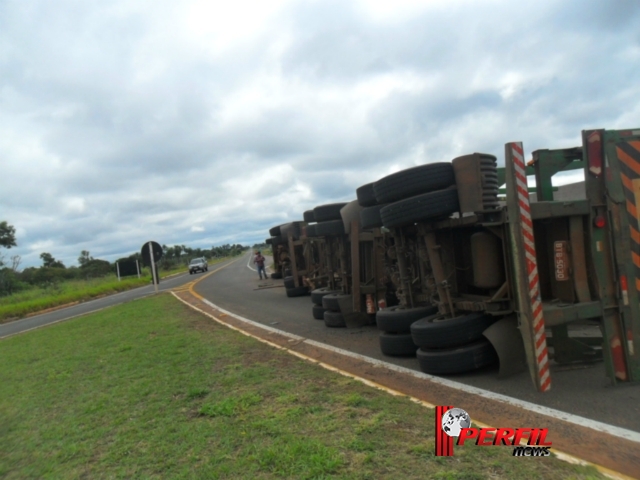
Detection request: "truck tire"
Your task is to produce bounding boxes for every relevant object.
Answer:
[312,304,327,320]
[265,238,272,245]
[284,276,295,289]
[269,225,282,236]
[416,340,498,375]
[280,222,304,240]
[376,305,438,333]
[356,182,377,207]
[286,286,309,297]
[360,204,386,229]
[314,220,346,236]
[324,310,346,328]
[410,312,498,349]
[314,203,348,222]
[270,235,285,245]
[379,332,418,356]
[373,163,455,204]
[322,293,352,312]
[311,288,341,306]
[270,272,282,279]
[380,188,459,228]
[305,224,317,237]
[303,210,316,223]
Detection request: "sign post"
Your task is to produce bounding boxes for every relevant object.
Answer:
[140,241,163,294]
[116,262,121,281]
[149,242,158,293]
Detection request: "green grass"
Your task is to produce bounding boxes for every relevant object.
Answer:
[0,257,233,323]
[0,294,607,479]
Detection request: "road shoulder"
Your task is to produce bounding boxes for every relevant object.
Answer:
[172,287,639,480]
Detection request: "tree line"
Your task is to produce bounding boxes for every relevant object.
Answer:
[0,220,248,296]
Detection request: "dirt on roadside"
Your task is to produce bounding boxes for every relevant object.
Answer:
[173,289,639,480]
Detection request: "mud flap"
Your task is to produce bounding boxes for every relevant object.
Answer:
[337,296,374,328]
[483,316,526,378]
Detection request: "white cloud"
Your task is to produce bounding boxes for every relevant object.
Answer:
[1,0,639,267]
[63,198,87,214]
[183,0,293,53]
[354,0,451,23]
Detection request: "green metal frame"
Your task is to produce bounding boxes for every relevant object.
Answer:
[597,130,640,383]
[503,129,640,385]
[531,147,584,201]
[531,147,601,365]
[497,152,584,196]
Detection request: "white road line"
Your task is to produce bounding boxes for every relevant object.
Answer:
[198,296,640,445]
[0,306,109,339]
[201,297,304,340]
[246,251,256,271]
[3,277,185,326]
[0,291,171,340]
[175,294,633,480]
[0,272,195,339]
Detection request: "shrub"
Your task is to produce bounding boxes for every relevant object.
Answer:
[79,259,112,279]
[0,268,27,297]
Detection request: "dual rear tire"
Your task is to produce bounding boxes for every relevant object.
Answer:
[410,312,499,374]
[320,292,352,328]
[375,305,437,357]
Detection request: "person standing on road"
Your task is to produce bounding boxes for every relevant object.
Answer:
[254,251,267,280]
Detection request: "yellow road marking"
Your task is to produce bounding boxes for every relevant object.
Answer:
[174,259,635,480]
[188,258,240,300]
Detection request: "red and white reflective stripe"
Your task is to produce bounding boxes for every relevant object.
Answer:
[620,275,629,306]
[511,142,551,392]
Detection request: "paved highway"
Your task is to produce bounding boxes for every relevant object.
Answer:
[195,251,640,434]
[0,260,234,339]
[4,252,639,434]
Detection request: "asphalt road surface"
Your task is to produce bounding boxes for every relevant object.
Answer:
[196,251,640,434]
[0,260,234,339]
[4,252,638,434]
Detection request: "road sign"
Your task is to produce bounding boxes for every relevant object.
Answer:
[141,241,163,266]
[141,241,162,292]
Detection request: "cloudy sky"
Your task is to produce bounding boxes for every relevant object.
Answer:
[1,0,639,268]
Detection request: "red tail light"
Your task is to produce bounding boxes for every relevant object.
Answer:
[587,131,603,177]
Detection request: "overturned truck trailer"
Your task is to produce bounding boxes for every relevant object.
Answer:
[273,222,311,296]
[266,128,640,392]
[378,128,640,392]
[304,202,354,326]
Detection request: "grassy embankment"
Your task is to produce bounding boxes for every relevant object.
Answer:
[0,257,234,323]
[0,294,605,479]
